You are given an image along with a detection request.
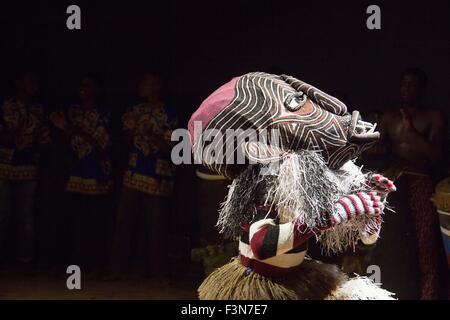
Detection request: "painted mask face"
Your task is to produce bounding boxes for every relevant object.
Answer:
[189,72,379,178]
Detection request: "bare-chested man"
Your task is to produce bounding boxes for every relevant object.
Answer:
[378,68,447,299]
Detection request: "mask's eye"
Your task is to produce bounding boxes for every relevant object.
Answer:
[284,91,307,112]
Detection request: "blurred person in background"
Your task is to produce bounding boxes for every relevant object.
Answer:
[50,76,113,277]
[374,68,448,299]
[108,71,177,280]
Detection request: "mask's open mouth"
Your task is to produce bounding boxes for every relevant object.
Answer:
[348,110,380,142]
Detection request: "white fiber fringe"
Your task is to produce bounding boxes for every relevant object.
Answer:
[327,277,396,300]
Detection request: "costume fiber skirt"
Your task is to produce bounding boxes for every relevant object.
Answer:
[198,257,394,300]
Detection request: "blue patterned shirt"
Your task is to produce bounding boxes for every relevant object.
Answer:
[0,97,50,180]
[122,101,177,197]
[64,105,113,195]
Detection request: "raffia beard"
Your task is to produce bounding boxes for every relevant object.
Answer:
[216,150,340,238]
[216,150,385,255]
[264,151,340,228]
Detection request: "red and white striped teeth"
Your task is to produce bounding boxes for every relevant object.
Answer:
[332,191,384,225]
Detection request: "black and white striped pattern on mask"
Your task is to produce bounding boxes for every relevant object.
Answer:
[196,72,292,178]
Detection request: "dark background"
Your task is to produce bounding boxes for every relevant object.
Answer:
[1,1,449,123]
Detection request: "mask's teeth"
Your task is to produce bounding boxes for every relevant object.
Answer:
[360,120,372,125]
[355,121,370,134]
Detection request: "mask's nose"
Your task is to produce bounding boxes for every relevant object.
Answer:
[348,110,380,142]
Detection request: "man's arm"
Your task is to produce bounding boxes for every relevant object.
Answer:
[427,110,447,162]
[121,109,136,147]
